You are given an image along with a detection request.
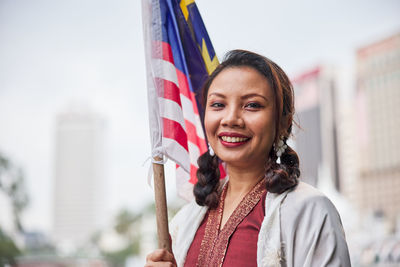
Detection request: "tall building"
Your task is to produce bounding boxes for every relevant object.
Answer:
[336,105,361,213]
[53,107,106,250]
[292,66,341,189]
[355,32,400,220]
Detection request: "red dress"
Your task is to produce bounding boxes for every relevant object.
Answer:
[184,181,267,267]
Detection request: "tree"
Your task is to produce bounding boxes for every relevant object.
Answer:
[0,152,29,264]
[95,209,143,267]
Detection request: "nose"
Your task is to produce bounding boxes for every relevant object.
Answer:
[221,106,244,128]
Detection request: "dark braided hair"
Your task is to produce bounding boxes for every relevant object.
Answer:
[193,151,220,209]
[194,49,300,208]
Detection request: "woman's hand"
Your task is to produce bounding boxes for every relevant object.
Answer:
[145,249,177,267]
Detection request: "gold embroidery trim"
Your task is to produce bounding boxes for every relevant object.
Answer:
[196,179,266,267]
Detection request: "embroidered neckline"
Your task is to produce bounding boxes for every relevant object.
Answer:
[196,179,266,267]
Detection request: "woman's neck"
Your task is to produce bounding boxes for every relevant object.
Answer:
[226,164,265,196]
[218,164,265,230]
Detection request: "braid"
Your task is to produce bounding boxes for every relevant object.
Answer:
[193,152,220,209]
[265,144,300,194]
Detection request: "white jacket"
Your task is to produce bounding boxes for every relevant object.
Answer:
[170,182,351,267]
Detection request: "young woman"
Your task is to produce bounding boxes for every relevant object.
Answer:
[145,50,351,267]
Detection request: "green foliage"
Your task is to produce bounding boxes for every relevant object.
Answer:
[114,210,141,235]
[90,195,184,266]
[90,208,144,267]
[0,152,29,264]
[0,228,20,266]
[0,152,29,232]
[102,242,140,267]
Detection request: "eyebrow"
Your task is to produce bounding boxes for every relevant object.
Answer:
[208,92,269,101]
[241,93,268,101]
[208,92,226,98]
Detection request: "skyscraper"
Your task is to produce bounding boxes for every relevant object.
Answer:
[292,66,341,189]
[355,32,400,220]
[53,107,106,250]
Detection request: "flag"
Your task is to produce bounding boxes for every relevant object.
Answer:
[142,0,224,201]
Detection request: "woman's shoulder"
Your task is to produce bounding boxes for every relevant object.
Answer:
[170,199,207,230]
[278,181,345,234]
[169,199,209,265]
[279,181,346,240]
[282,181,338,214]
[278,182,351,265]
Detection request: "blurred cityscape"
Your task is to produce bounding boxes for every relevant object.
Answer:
[292,32,400,266]
[1,32,399,266]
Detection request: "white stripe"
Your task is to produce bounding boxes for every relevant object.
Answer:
[163,137,190,172]
[154,58,179,87]
[194,114,205,140]
[188,141,200,168]
[159,98,186,131]
[180,93,195,122]
[180,93,205,140]
[176,166,194,201]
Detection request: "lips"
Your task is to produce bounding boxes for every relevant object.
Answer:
[218,132,250,147]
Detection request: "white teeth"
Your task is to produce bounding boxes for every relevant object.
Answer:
[221,136,249,143]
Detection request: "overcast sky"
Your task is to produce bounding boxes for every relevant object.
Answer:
[0,0,399,232]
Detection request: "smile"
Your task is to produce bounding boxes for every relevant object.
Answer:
[220,136,249,143]
[218,132,250,147]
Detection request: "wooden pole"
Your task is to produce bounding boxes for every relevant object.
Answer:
[152,156,171,252]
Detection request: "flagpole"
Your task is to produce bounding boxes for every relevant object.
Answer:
[152,156,171,252]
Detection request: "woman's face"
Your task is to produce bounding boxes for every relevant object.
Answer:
[205,66,276,169]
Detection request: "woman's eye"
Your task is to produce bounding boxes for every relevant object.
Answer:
[210,102,224,108]
[245,102,263,109]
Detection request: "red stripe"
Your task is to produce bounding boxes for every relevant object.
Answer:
[176,68,192,100]
[189,164,198,184]
[156,78,182,106]
[198,138,207,154]
[162,117,188,151]
[219,163,226,178]
[152,41,174,64]
[190,92,200,115]
[162,42,174,63]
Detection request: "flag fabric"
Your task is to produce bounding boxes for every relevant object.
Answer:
[142,0,224,201]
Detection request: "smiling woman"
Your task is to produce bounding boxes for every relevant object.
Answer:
[205,66,276,169]
[195,51,300,211]
[145,50,351,267]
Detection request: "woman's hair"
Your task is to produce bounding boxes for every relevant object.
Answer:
[194,49,300,208]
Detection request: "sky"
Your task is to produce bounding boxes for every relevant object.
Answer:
[0,0,399,233]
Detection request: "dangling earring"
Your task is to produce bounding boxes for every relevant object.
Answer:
[274,136,287,158]
[208,143,215,156]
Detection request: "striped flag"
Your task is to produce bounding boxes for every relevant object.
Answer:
[142,0,224,200]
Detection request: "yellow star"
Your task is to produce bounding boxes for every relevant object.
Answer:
[180,0,195,20]
[201,39,219,74]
